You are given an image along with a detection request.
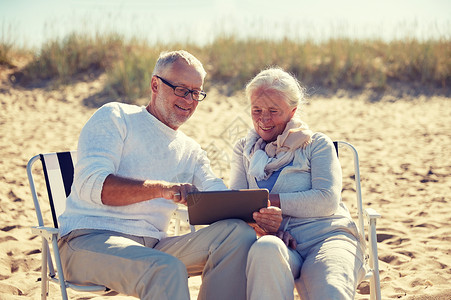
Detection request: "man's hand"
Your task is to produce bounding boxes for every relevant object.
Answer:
[160,182,198,205]
[252,206,283,234]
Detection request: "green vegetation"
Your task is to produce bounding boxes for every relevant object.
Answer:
[0,37,13,67]
[2,31,450,102]
[9,33,124,85]
[104,41,160,102]
[0,22,15,67]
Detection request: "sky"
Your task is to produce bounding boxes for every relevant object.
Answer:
[1,0,450,49]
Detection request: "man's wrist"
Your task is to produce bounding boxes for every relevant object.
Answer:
[144,180,165,199]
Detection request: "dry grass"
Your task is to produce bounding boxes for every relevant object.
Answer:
[2,31,450,101]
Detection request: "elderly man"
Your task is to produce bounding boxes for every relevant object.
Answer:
[58,50,256,300]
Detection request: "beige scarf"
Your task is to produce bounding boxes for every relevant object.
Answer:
[244,118,313,181]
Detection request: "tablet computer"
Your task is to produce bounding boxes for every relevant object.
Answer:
[187,189,269,225]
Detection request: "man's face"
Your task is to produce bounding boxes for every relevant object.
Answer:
[149,60,203,130]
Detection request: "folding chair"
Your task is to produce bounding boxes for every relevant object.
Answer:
[27,151,193,300]
[334,141,382,300]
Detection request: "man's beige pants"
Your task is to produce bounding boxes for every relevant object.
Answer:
[59,219,256,300]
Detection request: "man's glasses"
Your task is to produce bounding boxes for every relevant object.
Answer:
[155,75,207,101]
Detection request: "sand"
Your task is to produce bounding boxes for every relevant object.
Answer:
[0,68,450,299]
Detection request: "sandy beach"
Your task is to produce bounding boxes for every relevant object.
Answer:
[0,67,450,299]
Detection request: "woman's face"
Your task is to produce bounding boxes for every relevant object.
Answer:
[250,89,297,142]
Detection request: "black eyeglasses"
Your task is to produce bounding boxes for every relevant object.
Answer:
[155,75,207,101]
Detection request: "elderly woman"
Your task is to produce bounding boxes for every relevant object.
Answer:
[230,68,366,300]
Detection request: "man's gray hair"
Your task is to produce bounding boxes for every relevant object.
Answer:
[245,67,306,109]
[152,50,207,79]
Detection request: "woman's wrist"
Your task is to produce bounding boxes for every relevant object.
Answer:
[269,194,281,208]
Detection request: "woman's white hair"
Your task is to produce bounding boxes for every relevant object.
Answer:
[152,50,206,79]
[245,67,306,109]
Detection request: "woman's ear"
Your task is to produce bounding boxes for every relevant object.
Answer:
[290,107,297,118]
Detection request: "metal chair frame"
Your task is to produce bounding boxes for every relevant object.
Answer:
[27,141,381,300]
[334,141,381,300]
[27,151,191,300]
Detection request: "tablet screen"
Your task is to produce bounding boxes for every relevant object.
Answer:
[187,189,269,225]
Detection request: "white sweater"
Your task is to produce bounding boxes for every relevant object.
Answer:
[230,132,350,219]
[58,102,226,239]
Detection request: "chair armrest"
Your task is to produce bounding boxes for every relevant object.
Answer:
[31,226,59,242]
[364,208,381,220]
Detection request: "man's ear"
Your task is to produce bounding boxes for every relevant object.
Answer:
[150,76,158,93]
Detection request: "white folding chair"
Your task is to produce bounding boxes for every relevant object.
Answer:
[27,151,193,300]
[334,141,382,300]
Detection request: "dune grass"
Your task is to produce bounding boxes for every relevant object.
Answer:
[3,31,450,101]
[0,37,13,67]
[0,22,15,67]
[8,33,124,85]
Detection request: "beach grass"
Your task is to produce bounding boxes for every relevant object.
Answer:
[0,22,15,67]
[2,30,450,102]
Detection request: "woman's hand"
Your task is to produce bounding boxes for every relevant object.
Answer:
[253,206,283,234]
[248,223,267,237]
[276,230,297,250]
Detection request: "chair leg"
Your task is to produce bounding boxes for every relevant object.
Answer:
[51,237,69,300]
[174,217,181,235]
[368,218,381,300]
[41,239,48,300]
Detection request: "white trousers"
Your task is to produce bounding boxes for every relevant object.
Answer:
[59,219,256,300]
[246,235,302,300]
[246,233,366,300]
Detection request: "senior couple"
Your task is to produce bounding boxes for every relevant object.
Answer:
[58,50,366,300]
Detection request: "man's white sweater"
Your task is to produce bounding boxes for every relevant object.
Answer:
[58,102,226,239]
